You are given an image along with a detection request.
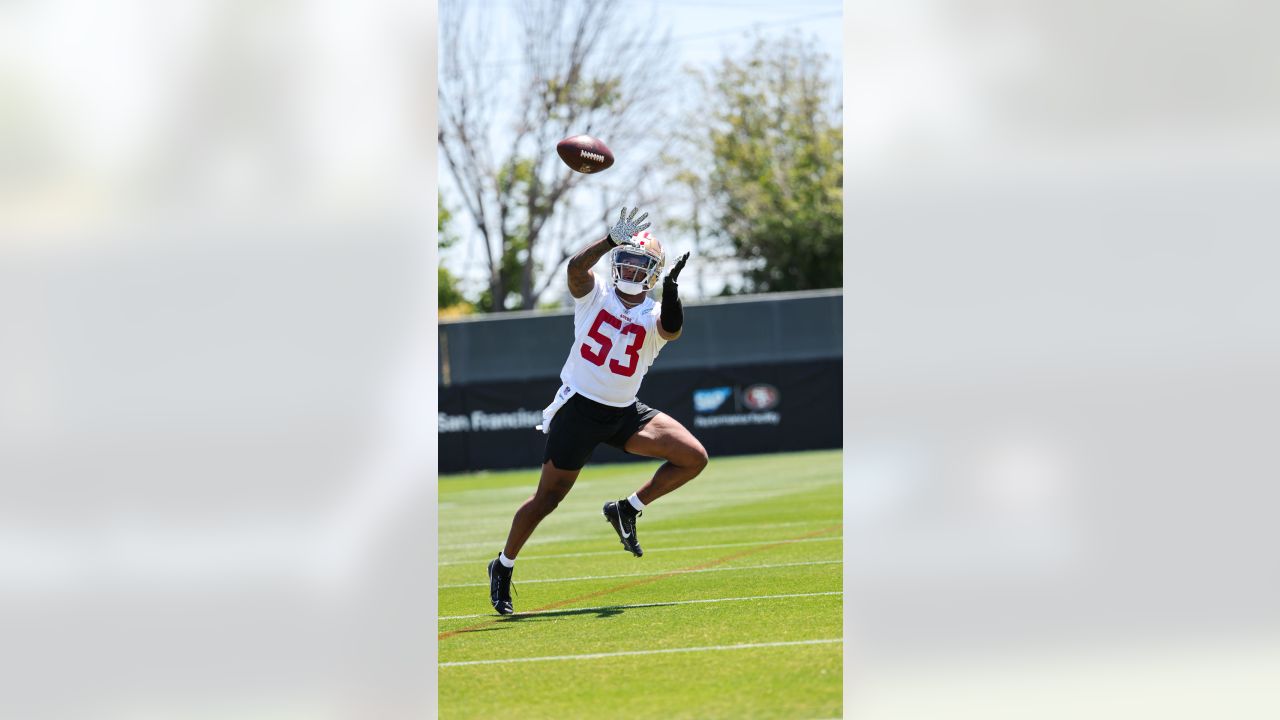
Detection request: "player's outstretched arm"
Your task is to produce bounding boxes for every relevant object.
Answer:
[658,252,690,340]
[567,206,651,298]
[566,235,612,298]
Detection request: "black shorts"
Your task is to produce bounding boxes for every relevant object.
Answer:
[543,393,661,471]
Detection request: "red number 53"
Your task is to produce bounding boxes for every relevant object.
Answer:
[580,309,646,377]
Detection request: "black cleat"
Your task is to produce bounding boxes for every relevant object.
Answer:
[603,500,643,557]
[487,556,514,615]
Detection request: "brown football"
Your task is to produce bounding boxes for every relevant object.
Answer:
[556,135,615,174]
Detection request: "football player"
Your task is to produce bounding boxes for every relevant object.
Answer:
[487,206,708,615]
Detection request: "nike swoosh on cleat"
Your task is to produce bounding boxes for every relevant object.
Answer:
[613,512,631,539]
[605,504,632,539]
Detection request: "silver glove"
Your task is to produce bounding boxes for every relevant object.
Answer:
[609,206,651,247]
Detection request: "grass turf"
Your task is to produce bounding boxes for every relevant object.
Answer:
[438,449,843,719]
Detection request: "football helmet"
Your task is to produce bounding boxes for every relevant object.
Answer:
[610,231,665,294]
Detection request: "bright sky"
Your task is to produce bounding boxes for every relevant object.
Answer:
[438,0,844,302]
[647,0,843,68]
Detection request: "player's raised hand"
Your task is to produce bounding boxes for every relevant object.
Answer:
[665,252,690,284]
[609,206,650,247]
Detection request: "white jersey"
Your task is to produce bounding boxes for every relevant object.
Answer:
[559,275,668,406]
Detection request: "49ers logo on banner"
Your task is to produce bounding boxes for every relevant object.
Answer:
[579,309,646,377]
[741,383,780,411]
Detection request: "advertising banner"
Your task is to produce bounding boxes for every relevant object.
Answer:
[438,359,840,474]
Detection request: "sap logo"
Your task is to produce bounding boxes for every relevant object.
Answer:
[741,383,780,411]
[693,386,732,413]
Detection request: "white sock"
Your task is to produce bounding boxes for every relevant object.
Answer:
[627,493,645,512]
[498,552,515,568]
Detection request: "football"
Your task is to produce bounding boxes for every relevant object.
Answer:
[556,134,615,174]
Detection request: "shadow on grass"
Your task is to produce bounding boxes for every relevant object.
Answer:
[450,625,515,634]
[497,603,677,622]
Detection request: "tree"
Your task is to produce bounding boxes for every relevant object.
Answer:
[437,193,470,313]
[438,0,673,312]
[690,34,843,294]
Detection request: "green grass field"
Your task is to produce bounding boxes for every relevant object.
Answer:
[438,449,843,719]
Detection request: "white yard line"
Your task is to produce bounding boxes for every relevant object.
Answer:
[440,535,842,565]
[439,488,815,520]
[440,480,840,535]
[438,519,839,550]
[439,638,843,667]
[440,559,842,589]
[438,590,842,621]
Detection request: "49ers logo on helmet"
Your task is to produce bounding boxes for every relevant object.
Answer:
[610,231,665,292]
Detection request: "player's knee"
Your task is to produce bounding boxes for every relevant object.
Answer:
[533,486,570,515]
[540,495,563,514]
[683,443,709,473]
[529,494,558,516]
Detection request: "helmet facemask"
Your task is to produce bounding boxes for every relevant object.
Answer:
[610,234,665,295]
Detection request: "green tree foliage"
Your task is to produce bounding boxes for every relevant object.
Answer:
[437,193,471,313]
[476,160,534,312]
[695,34,843,293]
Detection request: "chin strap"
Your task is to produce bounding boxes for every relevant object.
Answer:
[660,275,683,333]
[615,280,646,296]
